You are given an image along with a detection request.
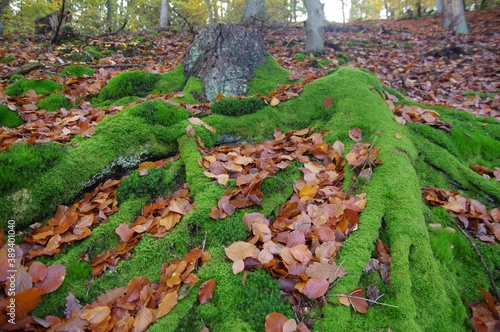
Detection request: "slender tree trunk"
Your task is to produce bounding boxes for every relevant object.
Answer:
[341,0,346,23]
[106,0,113,32]
[205,0,215,24]
[444,0,469,33]
[304,0,324,52]
[0,0,9,34]
[292,0,297,22]
[241,0,266,24]
[159,0,168,31]
[436,0,444,14]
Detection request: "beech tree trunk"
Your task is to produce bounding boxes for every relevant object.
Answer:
[106,0,113,32]
[444,0,469,33]
[205,0,215,24]
[241,0,267,24]
[159,0,168,31]
[436,0,444,14]
[0,0,9,34]
[183,24,268,101]
[304,0,325,52]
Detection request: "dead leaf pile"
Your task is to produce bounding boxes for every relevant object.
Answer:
[422,187,500,243]
[89,186,192,276]
[199,128,382,321]
[469,165,500,182]
[0,102,123,151]
[364,239,391,285]
[22,178,121,260]
[264,312,309,332]
[383,93,452,131]
[4,247,210,331]
[259,73,322,106]
[469,285,500,332]
[0,238,66,330]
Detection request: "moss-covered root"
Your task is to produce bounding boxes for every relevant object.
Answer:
[320,67,469,331]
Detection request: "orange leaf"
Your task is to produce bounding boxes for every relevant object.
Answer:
[132,307,155,332]
[10,288,41,319]
[79,306,110,324]
[156,291,178,318]
[198,279,216,304]
[299,184,319,200]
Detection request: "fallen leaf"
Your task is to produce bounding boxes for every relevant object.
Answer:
[349,127,362,142]
[198,279,216,304]
[35,264,66,294]
[298,278,329,299]
[323,96,334,108]
[270,97,280,106]
[349,287,369,314]
[265,312,288,332]
[157,291,178,318]
[79,306,110,324]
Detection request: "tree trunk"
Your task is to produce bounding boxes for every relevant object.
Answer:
[0,0,9,34]
[241,0,267,24]
[159,0,168,31]
[205,0,215,24]
[304,0,325,52]
[106,0,113,32]
[341,0,346,23]
[444,0,469,33]
[436,0,444,14]
[183,24,268,101]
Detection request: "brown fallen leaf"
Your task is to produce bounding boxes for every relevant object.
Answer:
[198,279,216,304]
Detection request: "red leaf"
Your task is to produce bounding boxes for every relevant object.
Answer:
[349,287,369,314]
[298,278,329,299]
[115,223,134,242]
[198,278,216,304]
[35,264,66,294]
[323,96,334,108]
[348,127,362,142]
[265,312,288,332]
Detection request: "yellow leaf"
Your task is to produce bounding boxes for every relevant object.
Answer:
[270,97,280,106]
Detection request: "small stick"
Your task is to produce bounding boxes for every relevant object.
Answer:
[328,294,399,308]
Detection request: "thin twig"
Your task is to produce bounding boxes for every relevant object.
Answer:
[329,294,399,308]
[348,134,378,195]
[450,217,500,302]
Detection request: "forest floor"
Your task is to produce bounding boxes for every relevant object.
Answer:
[0,9,499,332]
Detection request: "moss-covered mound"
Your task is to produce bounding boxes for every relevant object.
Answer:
[37,93,72,112]
[62,65,95,77]
[97,70,161,102]
[5,78,63,96]
[1,65,498,332]
[0,105,24,127]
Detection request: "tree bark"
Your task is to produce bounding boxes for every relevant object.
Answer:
[443,0,469,33]
[241,0,267,24]
[0,0,9,34]
[183,24,268,101]
[304,0,325,52]
[159,0,169,31]
[205,0,215,24]
[436,0,444,14]
[106,0,113,32]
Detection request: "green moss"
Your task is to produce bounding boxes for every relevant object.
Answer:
[127,99,190,126]
[37,93,72,112]
[0,56,15,63]
[247,56,294,96]
[211,97,266,116]
[84,45,103,60]
[0,142,67,195]
[0,110,177,229]
[62,65,95,77]
[173,76,204,103]
[97,70,161,102]
[116,161,184,202]
[5,78,63,96]
[155,64,187,94]
[295,53,306,61]
[111,96,140,106]
[0,105,24,127]
[464,91,498,99]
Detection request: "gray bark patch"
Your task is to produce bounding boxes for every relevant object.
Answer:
[183,24,268,102]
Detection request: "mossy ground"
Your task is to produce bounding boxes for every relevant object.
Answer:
[0,104,24,127]
[1,61,498,331]
[5,77,62,96]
